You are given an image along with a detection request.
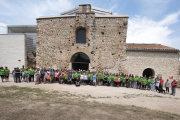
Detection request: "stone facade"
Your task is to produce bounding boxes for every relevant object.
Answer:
[36,10,128,72]
[125,50,180,81]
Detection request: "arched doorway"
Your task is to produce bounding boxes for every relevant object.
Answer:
[143,68,155,78]
[71,52,90,70]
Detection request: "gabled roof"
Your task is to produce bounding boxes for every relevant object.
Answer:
[126,44,179,52]
[60,6,112,15]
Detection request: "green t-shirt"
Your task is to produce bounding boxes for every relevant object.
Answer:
[24,70,29,74]
[65,74,68,79]
[0,69,5,75]
[29,69,35,75]
[114,77,117,81]
[100,74,105,79]
[5,69,9,75]
[111,76,115,81]
[123,77,126,83]
[90,74,93,80]
[78,73,81,78]
[135,77,139,82]
[21,68,26,72]
[151,79,155,83]
[73,73,77,79]
[142,79,146,85]
[147,79,151,83]
[107,76,111,81]
[139,78,143,82]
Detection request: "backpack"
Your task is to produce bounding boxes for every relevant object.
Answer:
[25,73,28,77]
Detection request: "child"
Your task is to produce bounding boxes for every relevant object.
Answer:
[75,77,80,87]
[165,79,170,94]
[155,79,160,92]
[93,73,96,87]
[46,72,50,83]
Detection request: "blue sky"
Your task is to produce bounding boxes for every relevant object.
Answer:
[0,0,180,49]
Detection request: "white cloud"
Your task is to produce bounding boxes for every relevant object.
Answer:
[0,0,73,25]
[127,10,180,48]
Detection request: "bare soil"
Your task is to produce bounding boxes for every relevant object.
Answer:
[0,77,180,120]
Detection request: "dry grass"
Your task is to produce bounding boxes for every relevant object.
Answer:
[0,86,179,120]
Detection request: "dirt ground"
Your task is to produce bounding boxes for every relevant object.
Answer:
[0,77,180,120]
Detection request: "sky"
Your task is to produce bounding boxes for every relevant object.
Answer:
[0,0,180,49]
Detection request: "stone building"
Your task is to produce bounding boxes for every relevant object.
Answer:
[36,4,180,81]
[36,4,129,73]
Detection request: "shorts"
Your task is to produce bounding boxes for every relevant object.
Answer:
[36,75,40,80]
[44,75,47,78]
[5,75,9,78]
[0,75,4,79]
[93,79,96,83]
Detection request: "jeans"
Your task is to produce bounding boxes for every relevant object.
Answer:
[131,82,134,88]
[172,87,176,96]
[166,87,169,93]
[134,82,137,89]
[16,75,20,83]
[150,83,155,91]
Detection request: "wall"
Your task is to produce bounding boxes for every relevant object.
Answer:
[0,35,26,72]
[36,13,128,73]
[125,50,179,81]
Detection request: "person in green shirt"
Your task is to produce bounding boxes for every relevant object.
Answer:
[20,65,26,81]
[4,67,10,82]
[29,67,35,82]
[138,77,143,89]
[142,77,147,90]
[100,72,105,86]
[73,72,77,84]
[24,68,29,82]
[134,76,139,89]
[123,76,126,87]
[65,72,69,84]
[0,67,5,82]
[107,74,112,86]
[150,76,156,91]
[147,77,151,90]
[129,75,133,88]
[90,72,93,85]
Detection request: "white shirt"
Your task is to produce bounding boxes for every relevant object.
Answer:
[156,81,160,87]
[165,82,170,87]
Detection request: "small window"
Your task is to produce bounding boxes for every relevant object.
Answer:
[76,28,86,43]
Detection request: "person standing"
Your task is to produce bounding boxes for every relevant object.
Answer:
[35,68,40,85]
[107,74,112,86]
[150,76,156,91]
[4,67,10,82]
[0,67,5,83]
[15,67,21,83]
[29,67,35,82]
[93,72,96,87]
[171,79,177,96]
[20,65,26,81]
[155,79,160,92]
[159,77,164,89]
[165,79,170,94]
[100,72,105,86]
[12,68,16,82]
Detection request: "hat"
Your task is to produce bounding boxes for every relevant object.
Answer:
[26,68,28,70]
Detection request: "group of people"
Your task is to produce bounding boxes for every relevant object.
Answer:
[0,66,178,96]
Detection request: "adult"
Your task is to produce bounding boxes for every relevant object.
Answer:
[24,68,29,82]
[159,77,164,89]
[155,79,160,92]
[171,79,177,96]
[134,76,138,89]
[80,72,84,85]
[29,67,35,82]
[4,67,10,82]
[0,67,5,82]
[35,68,40,85]
[100,72,105,86]
[15,67,21,83]
[150,76,155,91]
[20,65,26,81]
[12,68,16,82]
[165,79,170,94]
[40,68,45,83]
[93,72,96,87]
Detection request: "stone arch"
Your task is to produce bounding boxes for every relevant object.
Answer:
[67,49,92,64]
[142,68,155,78]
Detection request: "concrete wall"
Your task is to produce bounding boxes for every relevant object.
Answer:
[0,35,26,72]
[125,50,180,81]
[36,13,128,73]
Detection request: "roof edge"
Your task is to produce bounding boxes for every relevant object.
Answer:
[126,49,180,52]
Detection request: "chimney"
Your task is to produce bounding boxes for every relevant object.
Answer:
[79,4,91,13]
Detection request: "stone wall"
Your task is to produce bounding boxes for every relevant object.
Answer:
[125,50,180,82]
[36,13,128,72]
